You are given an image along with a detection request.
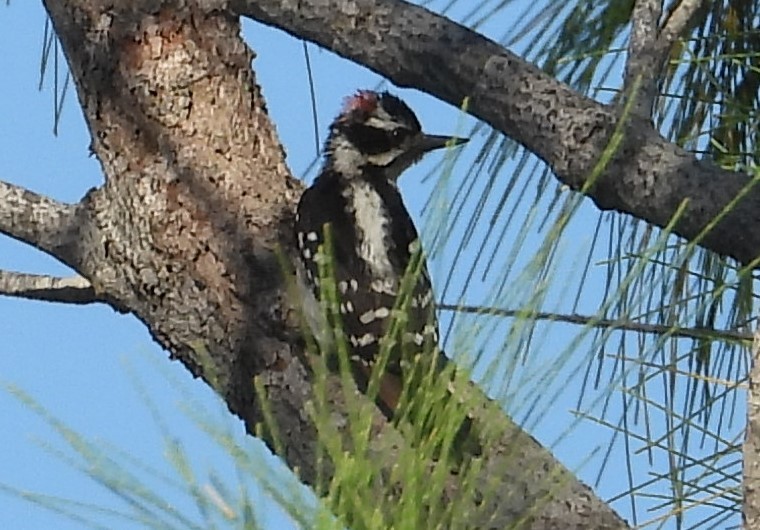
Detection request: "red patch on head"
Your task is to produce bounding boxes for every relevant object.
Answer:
[340,90,378,119]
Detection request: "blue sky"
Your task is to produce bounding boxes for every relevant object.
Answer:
[0,2,741,529]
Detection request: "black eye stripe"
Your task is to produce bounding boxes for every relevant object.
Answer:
[344,124,409,155]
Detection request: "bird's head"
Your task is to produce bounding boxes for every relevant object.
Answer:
[325,90,467,181]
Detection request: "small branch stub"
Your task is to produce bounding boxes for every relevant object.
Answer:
[0,271,99,305]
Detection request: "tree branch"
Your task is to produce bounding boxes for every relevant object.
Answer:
[623,0,704,116]
[745,326,760,526]
[439,304,753,344]
[661,0,704,46]
[0,270,99,304]
[0,179,81,263]
[234,0,760,266]
[623,0,663,116]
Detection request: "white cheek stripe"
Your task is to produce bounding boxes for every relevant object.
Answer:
[330,136,365,176]
[366,149,404,167]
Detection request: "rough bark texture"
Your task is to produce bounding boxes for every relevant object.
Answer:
[0,271,97,304]
[0,1,631,529]
[39,0,319,474]
[39,0,325,479]
[237,0,760,266]
[746,328,760,528]
[0,180,80,258]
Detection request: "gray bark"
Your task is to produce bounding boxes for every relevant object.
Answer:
[0,271,97,304]
[746,328,760,528]
[12,0,749,527]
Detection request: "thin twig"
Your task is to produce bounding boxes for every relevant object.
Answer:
[438,303,752,343]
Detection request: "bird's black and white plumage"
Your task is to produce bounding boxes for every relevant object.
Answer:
[295,90,476,456]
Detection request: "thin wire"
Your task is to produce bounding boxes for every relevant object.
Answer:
[302,41,320,156]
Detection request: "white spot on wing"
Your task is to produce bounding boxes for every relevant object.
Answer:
[350,354,366,365]
[403,332,425,346]
[366,148,405,168]
[356,333,377,346]
[359,310,376,324]
[371,278,397,295]
[413,290,433,308]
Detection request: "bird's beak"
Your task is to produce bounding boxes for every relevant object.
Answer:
[386,133,468,181]
[417,133,469,153]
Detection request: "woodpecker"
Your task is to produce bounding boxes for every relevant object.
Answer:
[294,90,477,458]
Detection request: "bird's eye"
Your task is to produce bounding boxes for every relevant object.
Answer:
[390,128,408,141]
